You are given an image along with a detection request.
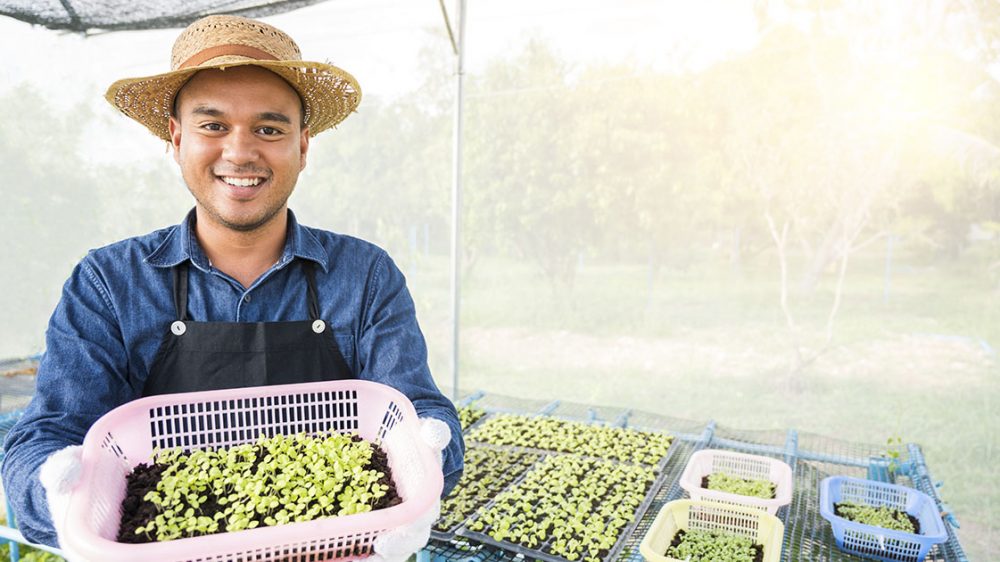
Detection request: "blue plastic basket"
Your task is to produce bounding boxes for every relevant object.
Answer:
[819,476,947,562]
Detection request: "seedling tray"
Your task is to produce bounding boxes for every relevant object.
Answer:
[459,454,670,562]
[466,413,675,471]
[465,441,674,476]
[432,445,544,540]
[457,405,489,432]
[436,411,677,554]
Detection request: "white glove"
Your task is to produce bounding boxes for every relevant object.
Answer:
[38,445,86,561]
[371,417,450,562]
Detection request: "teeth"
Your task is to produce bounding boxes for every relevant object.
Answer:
[221,176,263,187]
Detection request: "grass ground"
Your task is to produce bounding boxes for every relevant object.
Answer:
[407,250,998,561]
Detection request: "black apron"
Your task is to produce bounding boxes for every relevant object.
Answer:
[143,260,354,396]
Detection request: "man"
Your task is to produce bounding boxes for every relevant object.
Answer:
[1,13,463,556]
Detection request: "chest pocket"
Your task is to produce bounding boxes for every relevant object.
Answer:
[259,326,356,386]
[331,332,357,375]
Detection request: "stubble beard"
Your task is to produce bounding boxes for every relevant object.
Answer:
[186,179,296,233]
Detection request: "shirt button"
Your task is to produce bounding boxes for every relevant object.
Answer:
[244,294,251,303]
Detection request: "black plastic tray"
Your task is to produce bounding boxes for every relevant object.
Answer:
[432,444,547,541]
[458,457,671,562]
[463,412,676,475]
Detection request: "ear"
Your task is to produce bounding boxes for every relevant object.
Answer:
[299,126,310,172]
[168,116,182,164]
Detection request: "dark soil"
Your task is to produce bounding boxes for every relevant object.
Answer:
[667,529,764,562]
[701,474,776,499]
[117,439,400,543]
[116,462,166,542]
[834,502,922,535]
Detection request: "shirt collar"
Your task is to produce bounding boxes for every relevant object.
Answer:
[279,210,330,273]
[143,208,329,273]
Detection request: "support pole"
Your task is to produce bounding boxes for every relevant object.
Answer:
[450,0,467,401]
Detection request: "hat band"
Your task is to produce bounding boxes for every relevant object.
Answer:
[179,44,281,69]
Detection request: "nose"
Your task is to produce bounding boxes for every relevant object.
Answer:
[222,128,260,165]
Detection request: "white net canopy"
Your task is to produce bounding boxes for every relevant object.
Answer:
[0,0,328,32]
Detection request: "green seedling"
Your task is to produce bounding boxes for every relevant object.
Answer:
[122,430,393,543]
[665,529,760,562]
[836,501,917,534]
[706,472,776,499]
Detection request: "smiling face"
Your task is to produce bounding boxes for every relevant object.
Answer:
[169,65,309,233]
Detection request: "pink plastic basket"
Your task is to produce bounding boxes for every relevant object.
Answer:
[679,449,793,515]
[60,380,443,562]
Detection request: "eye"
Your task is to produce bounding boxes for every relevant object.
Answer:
[200,122,225,132]
[258,126,283,136]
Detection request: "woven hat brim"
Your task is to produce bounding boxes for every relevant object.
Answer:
[105,59,361,141]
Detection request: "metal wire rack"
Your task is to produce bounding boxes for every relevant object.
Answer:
[0,356,39,415]
[424,392,970,562]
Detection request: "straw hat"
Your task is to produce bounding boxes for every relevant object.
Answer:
[105,14,361,141]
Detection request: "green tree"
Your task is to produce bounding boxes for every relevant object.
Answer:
[464,39,599,289]
[0,84,104,357]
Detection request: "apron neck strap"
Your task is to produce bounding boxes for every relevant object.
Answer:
[304,261,322,321]
[171,260,321,321]
[172,262,189,321]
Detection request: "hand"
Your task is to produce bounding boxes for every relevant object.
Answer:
[371,417,450,562]
[38,445,86,561]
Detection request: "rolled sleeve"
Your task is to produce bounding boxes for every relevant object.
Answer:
[356,252,465,496]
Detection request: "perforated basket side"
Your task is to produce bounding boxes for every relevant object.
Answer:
[87,432,133,541]
[840,527,926,562]
[686,501,763,540]
[711,450,774,481]
[178,527,386,561]
[840,477,910,511]
[147,388,365,452]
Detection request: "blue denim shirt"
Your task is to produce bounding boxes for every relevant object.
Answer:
[1,209,464,547]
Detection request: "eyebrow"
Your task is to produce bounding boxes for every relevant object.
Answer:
[190,106,224,118]
[189,106,292,124]
[256,111,292,124]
